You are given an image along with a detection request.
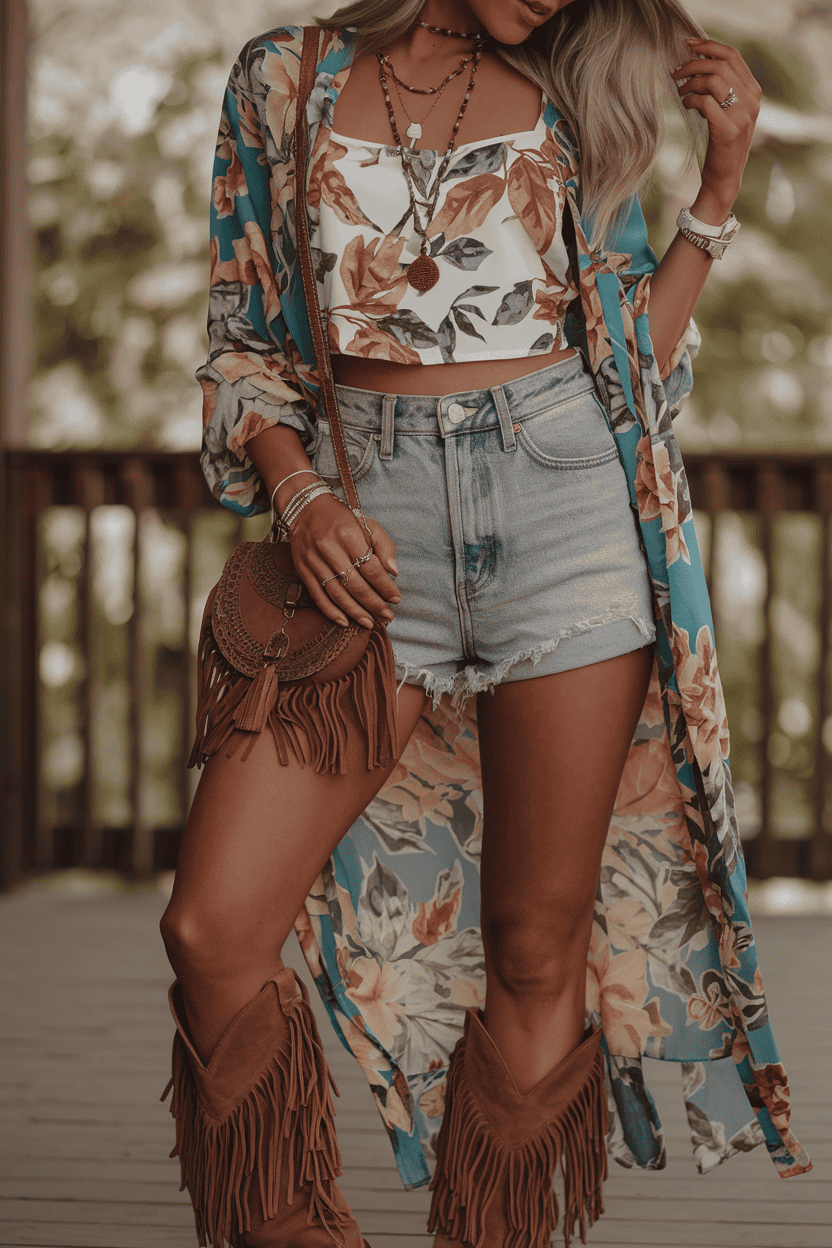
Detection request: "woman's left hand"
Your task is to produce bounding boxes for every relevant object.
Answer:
[672,37,762,208]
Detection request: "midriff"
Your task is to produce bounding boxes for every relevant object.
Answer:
[331,344,578,395]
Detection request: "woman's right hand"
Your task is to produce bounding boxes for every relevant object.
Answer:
[287,494,401,630]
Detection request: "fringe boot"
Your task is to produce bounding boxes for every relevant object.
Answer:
[427,1008,608,1248]
[160,965,370,1248]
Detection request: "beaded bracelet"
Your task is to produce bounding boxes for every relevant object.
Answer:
[273,483,334,541]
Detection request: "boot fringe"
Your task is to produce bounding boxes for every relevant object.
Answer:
[426,1043,608,1248]
[160,989,351,1248]
[188,602,398,776]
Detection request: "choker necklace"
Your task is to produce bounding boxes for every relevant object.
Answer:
[419,20,488,41]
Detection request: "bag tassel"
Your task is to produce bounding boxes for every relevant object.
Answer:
[427,1043,608,1248]
[160,992,351,1248]
[188,609,399,774]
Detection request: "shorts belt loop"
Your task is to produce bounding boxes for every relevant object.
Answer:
[380,394,396,461]
[491,384,517,452]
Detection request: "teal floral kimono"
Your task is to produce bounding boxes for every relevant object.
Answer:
[195,24,812,1189]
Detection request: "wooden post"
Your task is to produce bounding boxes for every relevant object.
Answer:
[1,0,33,892]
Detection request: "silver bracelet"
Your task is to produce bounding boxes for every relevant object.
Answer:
[277,484,334,538]
[272,481,328,541]
[270,470,321,513]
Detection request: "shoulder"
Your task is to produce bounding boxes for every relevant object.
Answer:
[230,24,355,85]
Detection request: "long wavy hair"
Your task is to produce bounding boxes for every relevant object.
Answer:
[314,0,707,247]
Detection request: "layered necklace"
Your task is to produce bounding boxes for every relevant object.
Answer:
[376,20,488,292]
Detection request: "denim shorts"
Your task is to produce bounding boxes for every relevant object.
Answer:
[314,350,656,714]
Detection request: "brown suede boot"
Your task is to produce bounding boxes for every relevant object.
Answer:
[160,965,370,1248]
[427,1008,608,1248]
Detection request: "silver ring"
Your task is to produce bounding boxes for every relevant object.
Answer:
[720,87,738,110]
[320,569,351,589]
[352,546,374,569]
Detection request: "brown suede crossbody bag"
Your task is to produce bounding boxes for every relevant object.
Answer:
[188,27,399,776]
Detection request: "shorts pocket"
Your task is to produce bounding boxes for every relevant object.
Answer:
[516,387,618,470]
[310,418,377,485]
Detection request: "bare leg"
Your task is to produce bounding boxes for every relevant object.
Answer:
[477,645,654,1093]
[160,683,428,1064]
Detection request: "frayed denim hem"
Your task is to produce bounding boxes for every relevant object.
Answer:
[394,593,655,719]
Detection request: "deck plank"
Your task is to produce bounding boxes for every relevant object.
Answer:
[0,886,828,1248]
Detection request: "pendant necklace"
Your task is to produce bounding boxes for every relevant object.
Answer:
[378,50,474,148]
[376,31,486,291]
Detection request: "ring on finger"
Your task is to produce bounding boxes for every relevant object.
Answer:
[720,86,739,110]
[320,568,351,589]
[352,546,374,569]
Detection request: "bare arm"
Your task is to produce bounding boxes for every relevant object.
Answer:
[647,36,762,375]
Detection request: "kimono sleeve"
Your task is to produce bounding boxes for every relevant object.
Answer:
[611,194,701,418]
[196,46,315,517]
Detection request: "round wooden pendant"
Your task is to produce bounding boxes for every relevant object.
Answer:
[407,255,440,291]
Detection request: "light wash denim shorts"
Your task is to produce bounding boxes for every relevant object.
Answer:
[314,350,656,714]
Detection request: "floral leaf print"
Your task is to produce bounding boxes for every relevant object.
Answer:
[443,142,508,183]
[506,153,558,252]
[492,280,535,326]
[532,283,570,326]
[438,238,494,270]
[429,232,446,258]
[437,312,456,364]
[452,307,486,341]
[376,309,439,351]
[311,245,338,285]
[529,333,555,354]
[411,862,463,948]
[595,354,637,435]
[401,147,438,200]
[456,284,500,301]
[261,45,300,138]
[345,322,420,363]
[212,145,247,218]
[231,221,281,323]
[340,234,409,308]
[310,139,384,230]
[648,867,710,949]
[454,303,487,320]
[687,968,733,1031]
[427,173,506,243]
[635,436,691,566]
[362,797,434,855]
[670,623,731,771]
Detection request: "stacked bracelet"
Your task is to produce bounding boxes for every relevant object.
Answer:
[273,482,334,540]
[270,469,321,514]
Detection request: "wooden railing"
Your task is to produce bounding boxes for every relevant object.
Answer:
[2,447,831,890]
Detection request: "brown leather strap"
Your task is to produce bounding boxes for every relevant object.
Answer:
[295,26,364,520]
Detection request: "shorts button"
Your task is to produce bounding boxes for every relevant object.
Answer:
[447,402,466,424]
[512,422,521,433]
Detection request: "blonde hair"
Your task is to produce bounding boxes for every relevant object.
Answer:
[314,0,707,247]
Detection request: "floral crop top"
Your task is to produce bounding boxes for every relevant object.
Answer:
[310,92,579,366]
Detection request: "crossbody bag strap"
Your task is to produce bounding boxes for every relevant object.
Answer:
[295,26,366,522]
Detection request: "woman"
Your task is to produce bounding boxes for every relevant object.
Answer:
[159,2,811,1246]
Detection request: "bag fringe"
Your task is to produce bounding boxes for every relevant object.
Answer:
[160,990,351,1248]
[427,1044,608,1248]
[188,608,399,775]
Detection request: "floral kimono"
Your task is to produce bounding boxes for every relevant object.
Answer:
[195,25,811,1189]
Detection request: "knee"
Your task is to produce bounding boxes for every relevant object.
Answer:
[159,903,280,981]
[484,907,594,1000]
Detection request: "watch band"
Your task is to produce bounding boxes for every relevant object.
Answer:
[678,227,731,260]
[676,207,739,240]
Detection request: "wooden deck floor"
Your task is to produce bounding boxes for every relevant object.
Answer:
[0,881,828,1248]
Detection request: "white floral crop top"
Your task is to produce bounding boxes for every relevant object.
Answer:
[310,92,579,366]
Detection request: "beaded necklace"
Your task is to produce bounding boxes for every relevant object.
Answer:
[376,26,487,291]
